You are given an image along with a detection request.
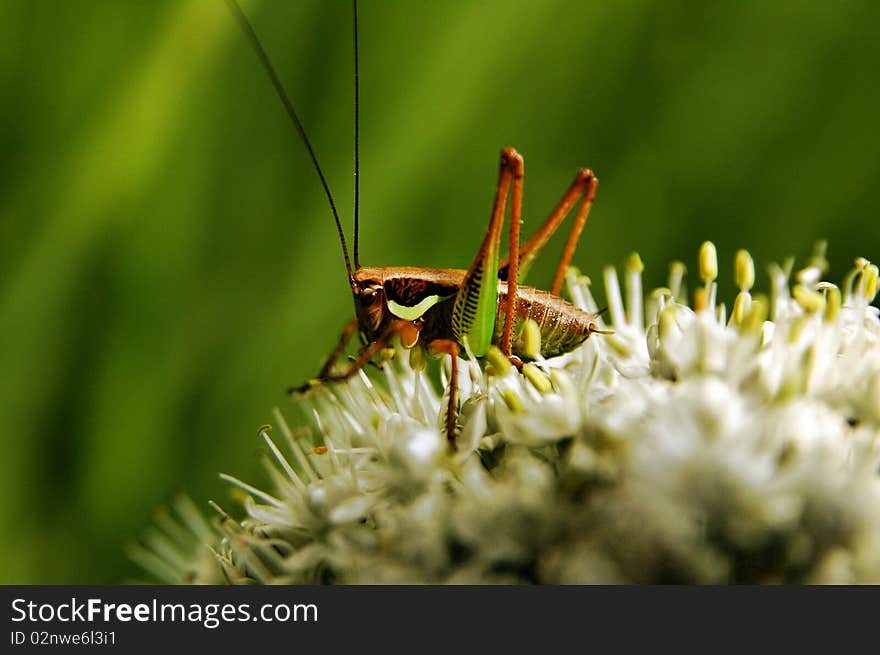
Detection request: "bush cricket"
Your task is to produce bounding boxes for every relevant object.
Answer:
[226,0,607,449]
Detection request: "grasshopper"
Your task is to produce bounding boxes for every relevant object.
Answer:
[227,0,606,448]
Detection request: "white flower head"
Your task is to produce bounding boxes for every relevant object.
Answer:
[138,242,880,584]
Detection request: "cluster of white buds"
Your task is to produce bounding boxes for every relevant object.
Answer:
[135,242,880,583]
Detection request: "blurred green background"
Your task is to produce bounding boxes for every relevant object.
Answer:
[1,0,879,583]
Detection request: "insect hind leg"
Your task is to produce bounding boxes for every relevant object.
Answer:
[499,168,598,295]
[452,148,523,359]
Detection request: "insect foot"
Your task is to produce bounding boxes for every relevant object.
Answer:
[286,379,324,396]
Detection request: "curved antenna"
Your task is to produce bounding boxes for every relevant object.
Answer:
[225,0,354,281]
[352,0,361,269]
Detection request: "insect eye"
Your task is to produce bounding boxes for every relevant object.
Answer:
[361,287,381,305]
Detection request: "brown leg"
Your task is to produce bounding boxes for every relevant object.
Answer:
[452,147,523,358]
[498,169,598,293]
[317,317,360,378]
[502,154,524,357]
[550,178,596,295]
[428,339,460,449]
[322,334,392,384]
[288,328,391,394]
[290,317,425,393]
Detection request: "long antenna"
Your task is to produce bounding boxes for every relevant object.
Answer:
[224,0,354,281]
[352,0,361,269]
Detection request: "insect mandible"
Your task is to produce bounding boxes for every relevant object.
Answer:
[226,0,607,449]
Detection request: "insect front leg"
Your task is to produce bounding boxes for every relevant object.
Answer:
[318,317,360,378]
[498,168,598,295]
[313,334,392,385]
[288,317,360,394]
[290,318,421,393]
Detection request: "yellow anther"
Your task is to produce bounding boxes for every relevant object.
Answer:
[699,241,718,283]
[842,268,858,301]
[626,252,645,273]
[792,285,826,314]
[501,388,524,414]
[522,363,552,393]
[658,304,679,340]
[669,260,687,279]
[789,316,807,343]
[668,260,687,301]
[230,488,250,507]
[823,286,841,323]
[479,435,497,451]
[734,249,755,292]
[519,319,542,361]
[485,345,512,376]
[731,291,750,325]
[378,347,395,364]
[855,257,869,272]
[409,345,426,372]
[864,264,878,300]
[740,296,768,334]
